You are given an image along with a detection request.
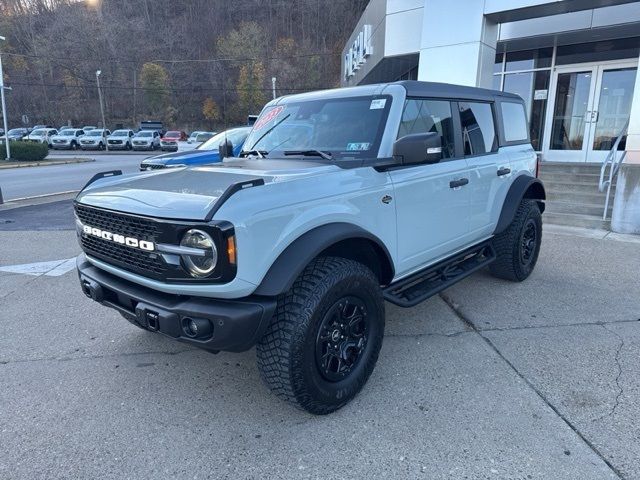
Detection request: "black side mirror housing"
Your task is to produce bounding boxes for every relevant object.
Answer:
[218,139,234,160]
[393,132,443,165]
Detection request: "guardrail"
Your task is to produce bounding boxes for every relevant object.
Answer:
[598,120,628,221]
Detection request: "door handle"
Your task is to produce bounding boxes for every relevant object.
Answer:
[497,167,511,176]
[449,178,469,189]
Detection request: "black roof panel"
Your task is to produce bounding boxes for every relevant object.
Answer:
[391,80,523,102]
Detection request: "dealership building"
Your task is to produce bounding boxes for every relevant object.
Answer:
[343,0,640,233]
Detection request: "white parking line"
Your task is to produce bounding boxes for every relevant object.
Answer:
[0,257,77,277]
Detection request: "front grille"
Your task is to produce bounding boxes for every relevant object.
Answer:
[75,204,166,277]
[108,140,123,144]
[142,164,165,170]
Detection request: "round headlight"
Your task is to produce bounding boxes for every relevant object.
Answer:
[180,229,217,278]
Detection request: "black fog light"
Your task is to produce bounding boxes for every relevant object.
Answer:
[182,317,212,339]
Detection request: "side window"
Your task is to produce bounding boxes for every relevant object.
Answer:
[398,99,455,159]
[501,102,528,142]
[459,102,497,155]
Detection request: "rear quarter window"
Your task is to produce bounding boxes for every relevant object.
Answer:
[501,102,529,142]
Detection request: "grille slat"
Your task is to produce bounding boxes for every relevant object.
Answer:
[75,204,166,277]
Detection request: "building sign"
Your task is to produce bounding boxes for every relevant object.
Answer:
[344,25,372,80]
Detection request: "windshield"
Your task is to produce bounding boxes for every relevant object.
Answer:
[8,129,25,134]
[243,96,391,160]
[164,131,180,137]
[198,128,249,151]
[136,131,153,137]
[59,130,76,136]
[31,129,44,136]
[112,130,129,136]
[87,130,103,136]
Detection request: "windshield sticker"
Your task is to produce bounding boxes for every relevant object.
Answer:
[370,99,386,110]
[346,142,370,151]
[253,106,286,130]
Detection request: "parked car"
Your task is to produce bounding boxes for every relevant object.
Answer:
[79,129,110,150]
[0,128,29,143]
[30,124,52,131]
[189,132,215,149]
[107,129,135,150]
[51,128,85,150]
[58,126,74,132]
[82,126,97,132]
[139,127,250,170]
[187,131,215,144]
[25,128,58,147]
[132,130,161,151]
[139,120,164,136]
[75,81,545,414]
[160,130,188,151]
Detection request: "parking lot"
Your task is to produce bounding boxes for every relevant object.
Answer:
[1,195,639,479]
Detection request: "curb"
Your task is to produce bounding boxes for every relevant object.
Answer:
[0,158,94,169]
[0,191,79,211]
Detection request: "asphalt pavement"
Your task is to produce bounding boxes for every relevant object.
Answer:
[1,200,639,479]
[0,152,148,201]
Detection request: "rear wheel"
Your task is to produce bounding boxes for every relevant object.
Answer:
[490,199,542,282]
[256,257,384,415]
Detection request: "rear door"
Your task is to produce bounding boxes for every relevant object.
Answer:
[388,98,473,276]
[459,101,507,238]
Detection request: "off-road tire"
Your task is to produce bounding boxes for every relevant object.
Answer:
[490,199,542,282]
[256,256,385,415]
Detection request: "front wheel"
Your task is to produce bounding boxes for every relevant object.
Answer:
[256,257,385,415]
[490,199,542,282]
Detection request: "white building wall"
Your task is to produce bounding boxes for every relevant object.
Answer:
[417,0,498,88]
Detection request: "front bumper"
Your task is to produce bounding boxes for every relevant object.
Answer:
[133,143,155,150]
[80,143,101,149]
[77,255,276,353]
[52,143,72,149]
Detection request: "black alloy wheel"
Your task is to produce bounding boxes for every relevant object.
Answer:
[315,296,370,382]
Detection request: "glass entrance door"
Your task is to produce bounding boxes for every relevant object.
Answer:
[544,62,637,162]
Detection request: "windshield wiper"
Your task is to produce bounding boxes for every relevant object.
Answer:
[283,149,333,160]
[239,149,268,158]
[248,113,291,151]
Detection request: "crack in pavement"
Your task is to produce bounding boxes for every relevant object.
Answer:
[0,348,195,366]
[600,324,625,419]
[477,318,640,333]
[438,291,625,480]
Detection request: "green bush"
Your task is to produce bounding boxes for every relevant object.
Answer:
[0,141,49,162]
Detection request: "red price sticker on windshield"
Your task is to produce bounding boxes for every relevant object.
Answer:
[253,106,285,130]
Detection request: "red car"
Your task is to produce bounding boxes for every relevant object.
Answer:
[160,130,187,151]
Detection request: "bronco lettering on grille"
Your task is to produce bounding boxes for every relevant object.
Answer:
[82,225,155,251]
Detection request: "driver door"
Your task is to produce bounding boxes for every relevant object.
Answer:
[388,98,472,276]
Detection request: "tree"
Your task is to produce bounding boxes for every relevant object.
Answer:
[202,97,220,127]
[140,62,170,117]
[236,62,267,120]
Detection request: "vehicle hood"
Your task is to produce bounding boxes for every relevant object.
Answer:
[76,159,335,220]
[141,149,216,166]
[51,135,71,141]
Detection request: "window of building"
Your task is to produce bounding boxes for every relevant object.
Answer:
[502,70,550,150]
[459,102,497,155]
[501,102,528,142]
[398,99,455,158]
[556,37,640,66]
[505,47,553,72]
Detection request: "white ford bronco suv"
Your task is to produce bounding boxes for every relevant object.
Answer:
[75,81,545,414]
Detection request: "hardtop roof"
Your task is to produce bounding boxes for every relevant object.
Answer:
[271,80,523,105]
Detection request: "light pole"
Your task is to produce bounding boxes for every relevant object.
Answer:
[0,35,10,160]
[272,77,277,100]
[95,69,108,151]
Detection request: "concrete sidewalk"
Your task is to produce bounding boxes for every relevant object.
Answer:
[0,220,638,479]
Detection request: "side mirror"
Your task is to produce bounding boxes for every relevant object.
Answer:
[393,132,443,165]
[218,139,234,160]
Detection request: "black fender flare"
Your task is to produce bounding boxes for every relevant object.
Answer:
[253,223,394,297]
[494,175,546,235]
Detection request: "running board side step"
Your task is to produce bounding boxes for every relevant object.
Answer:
[383,241,496,308]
